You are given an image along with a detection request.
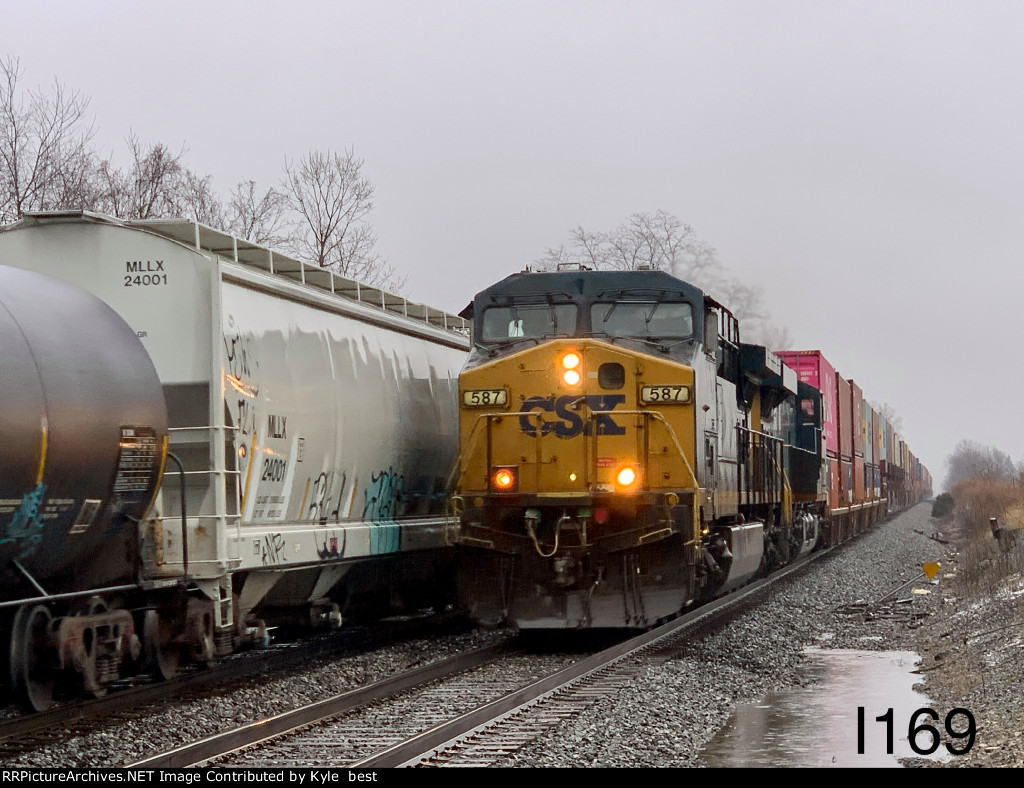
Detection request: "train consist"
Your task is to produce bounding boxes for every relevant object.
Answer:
[0,211,931,708]
[0,211,470,711]
[449,267,931,629]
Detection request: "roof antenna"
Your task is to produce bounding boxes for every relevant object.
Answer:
[556,262,593,272]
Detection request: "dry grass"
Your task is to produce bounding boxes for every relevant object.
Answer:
[945,479,1024,591]
[923,479,1024,702]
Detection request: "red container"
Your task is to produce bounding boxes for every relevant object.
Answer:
[776,350,838,458]
[862,403,874,465]
[854,456,865,503]
[850,381,864,459]
[881,417,893,467]
[841,459,853,505]
[836,374,853,461]
[828,457,841,510]
[871,409,881,469]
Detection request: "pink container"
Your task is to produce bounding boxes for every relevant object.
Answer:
[776,350,838,458]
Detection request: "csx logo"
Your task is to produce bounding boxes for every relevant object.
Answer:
[519,395,626,438]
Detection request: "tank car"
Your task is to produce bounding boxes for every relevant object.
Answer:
[0,211,470,709]
[449,267,927,630]
[0,265,168,710]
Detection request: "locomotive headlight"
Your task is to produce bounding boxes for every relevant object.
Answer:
[560,351,582,386]
[616,465,638,488]
[491,466,518,492]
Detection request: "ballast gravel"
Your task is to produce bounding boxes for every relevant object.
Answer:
[7,501,1020,769]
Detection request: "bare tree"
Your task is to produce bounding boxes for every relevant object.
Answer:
[755,322,794,352]
[178,170,224,227]
[0,56,96,223]
[945,439,1019,491]
[869,401,904,434]
[538,210,790,343]
[94,133,223,224]
[281,148,402,290]
[226,180,289,246]
[0,60,407,293]
[539,210,717,282]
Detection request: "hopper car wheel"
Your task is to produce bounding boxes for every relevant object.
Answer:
[143,610,180,681]
[9,605,56,713]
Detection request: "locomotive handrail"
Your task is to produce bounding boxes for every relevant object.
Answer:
[736,426,790,511]
[757,434,793,524]
[448,410,547,494]
[587,408,699,490]
[446,414,489,494]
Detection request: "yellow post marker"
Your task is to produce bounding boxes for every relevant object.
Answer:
[922,562,941,580]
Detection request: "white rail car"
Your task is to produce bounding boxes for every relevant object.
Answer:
[0,211,469,706]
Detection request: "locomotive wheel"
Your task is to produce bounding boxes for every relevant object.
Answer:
[9,605,56,712]
[143,610,180,681]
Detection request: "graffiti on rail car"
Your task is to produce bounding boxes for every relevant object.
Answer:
[306,471,348,524]
[316,529,346,560]
[363,468,404,554]
[259,532,287,565]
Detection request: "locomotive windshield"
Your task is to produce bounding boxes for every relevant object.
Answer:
[480,303,578,343]
[591,301,693,339]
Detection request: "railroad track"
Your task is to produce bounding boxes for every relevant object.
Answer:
[0,613,476,762]
[128,552,820,768]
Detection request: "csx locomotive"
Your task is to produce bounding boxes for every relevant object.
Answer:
[450,267,930,629]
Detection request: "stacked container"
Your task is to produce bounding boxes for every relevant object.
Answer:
[776,351,840,509]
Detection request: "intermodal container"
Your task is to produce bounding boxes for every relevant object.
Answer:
[776,350,838,459]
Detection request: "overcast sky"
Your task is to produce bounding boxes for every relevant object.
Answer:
[8,0,1023,486]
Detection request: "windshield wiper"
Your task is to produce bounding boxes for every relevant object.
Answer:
[608,336,691,354]
[482,336,541,356]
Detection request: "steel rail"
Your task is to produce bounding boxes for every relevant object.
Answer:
[128,551,823,769]
[125,642,512,768]
[126,524,895,768]
[0,615,471,756]
[358,557,815,767]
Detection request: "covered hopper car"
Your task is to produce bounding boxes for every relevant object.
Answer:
[0,211,470,710]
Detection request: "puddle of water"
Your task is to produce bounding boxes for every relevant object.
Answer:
[699,648,952,768]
